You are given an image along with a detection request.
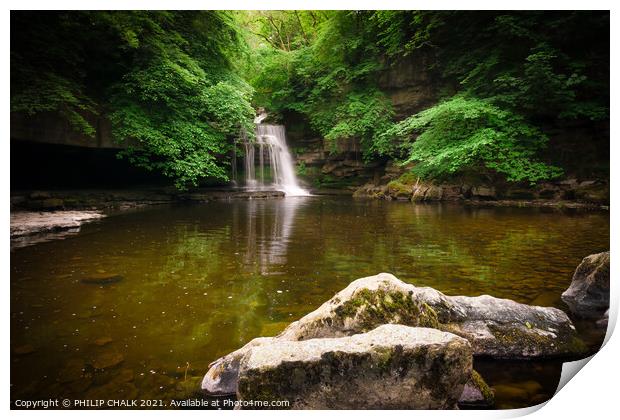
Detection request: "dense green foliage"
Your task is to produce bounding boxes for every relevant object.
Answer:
[105,12,255,187]
[383,96,562,183]
[247,12,396,157]
[12,11,255,188]
[11,11,609,187]
[246,10,609,183]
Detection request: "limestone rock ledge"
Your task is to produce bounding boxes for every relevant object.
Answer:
[236,325,472,409]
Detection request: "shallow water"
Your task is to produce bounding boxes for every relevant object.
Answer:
[10,197,609,408]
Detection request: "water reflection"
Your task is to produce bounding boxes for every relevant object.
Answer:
[239,197,308,273]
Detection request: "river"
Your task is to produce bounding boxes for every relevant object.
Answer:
[10,196,609,408]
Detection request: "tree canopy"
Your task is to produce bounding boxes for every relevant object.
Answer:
[11,10,610,187]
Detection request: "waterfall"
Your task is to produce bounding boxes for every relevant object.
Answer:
[242,114,309,196]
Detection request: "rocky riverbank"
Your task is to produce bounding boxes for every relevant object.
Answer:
[352,175,609,210]
[10,210,106,249]
[10,188,286,212]
[10,188,286,248]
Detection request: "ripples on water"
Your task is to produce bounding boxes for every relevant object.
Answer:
[10,197,609,408]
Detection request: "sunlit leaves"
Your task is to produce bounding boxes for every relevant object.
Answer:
[384,96,563,183]
[108,11,255,189]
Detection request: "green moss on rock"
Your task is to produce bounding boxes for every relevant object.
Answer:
[387,181,413,199]
[334,288,439,332]
[470,370,495,404]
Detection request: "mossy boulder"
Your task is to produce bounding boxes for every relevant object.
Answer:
[387,181,413,200]
[203,273,585,396]
[276,273,584,359]
[237,325,472,409]
[561,251,610,318]
[424,185,444,201]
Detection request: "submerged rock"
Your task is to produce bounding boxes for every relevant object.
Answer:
[13,344,36,355]
[58,358,87,383]
[203,273,584,396]
[94,336,114,346]
[236,325,472,409]
[80,274,123,286]
[493,380,545,408]
[173,376,204,400]
[92,351,124,369]
[561,251,610,318]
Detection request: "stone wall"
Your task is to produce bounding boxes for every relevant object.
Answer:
[11,111,123,149]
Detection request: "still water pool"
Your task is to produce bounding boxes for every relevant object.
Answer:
[10,196,609,408]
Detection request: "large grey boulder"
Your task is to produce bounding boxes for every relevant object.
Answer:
[236,325,472,409]
[203,273,585,395]
[276,273,584,358]
[562,251,610,318]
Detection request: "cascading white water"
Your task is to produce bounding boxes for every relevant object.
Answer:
[243,114,309,196]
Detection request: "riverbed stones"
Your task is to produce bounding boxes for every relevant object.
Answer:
[561,251,610,318]
[203,273,584,396]
[92,351,124,369]
[58,358,87,383]
[236,325,472,409]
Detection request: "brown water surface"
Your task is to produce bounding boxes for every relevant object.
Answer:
[10,197,609,409]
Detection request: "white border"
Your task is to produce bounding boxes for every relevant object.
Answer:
[3,1,617,419]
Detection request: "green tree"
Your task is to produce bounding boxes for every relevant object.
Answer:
[383,96,563,183]
[107,11,255,188]
[11,11,255,189]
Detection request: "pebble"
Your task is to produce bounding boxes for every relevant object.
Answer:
[94,337,113,346]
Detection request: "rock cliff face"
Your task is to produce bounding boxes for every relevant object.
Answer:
[11,111,122,149]
[377,54,439,119]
